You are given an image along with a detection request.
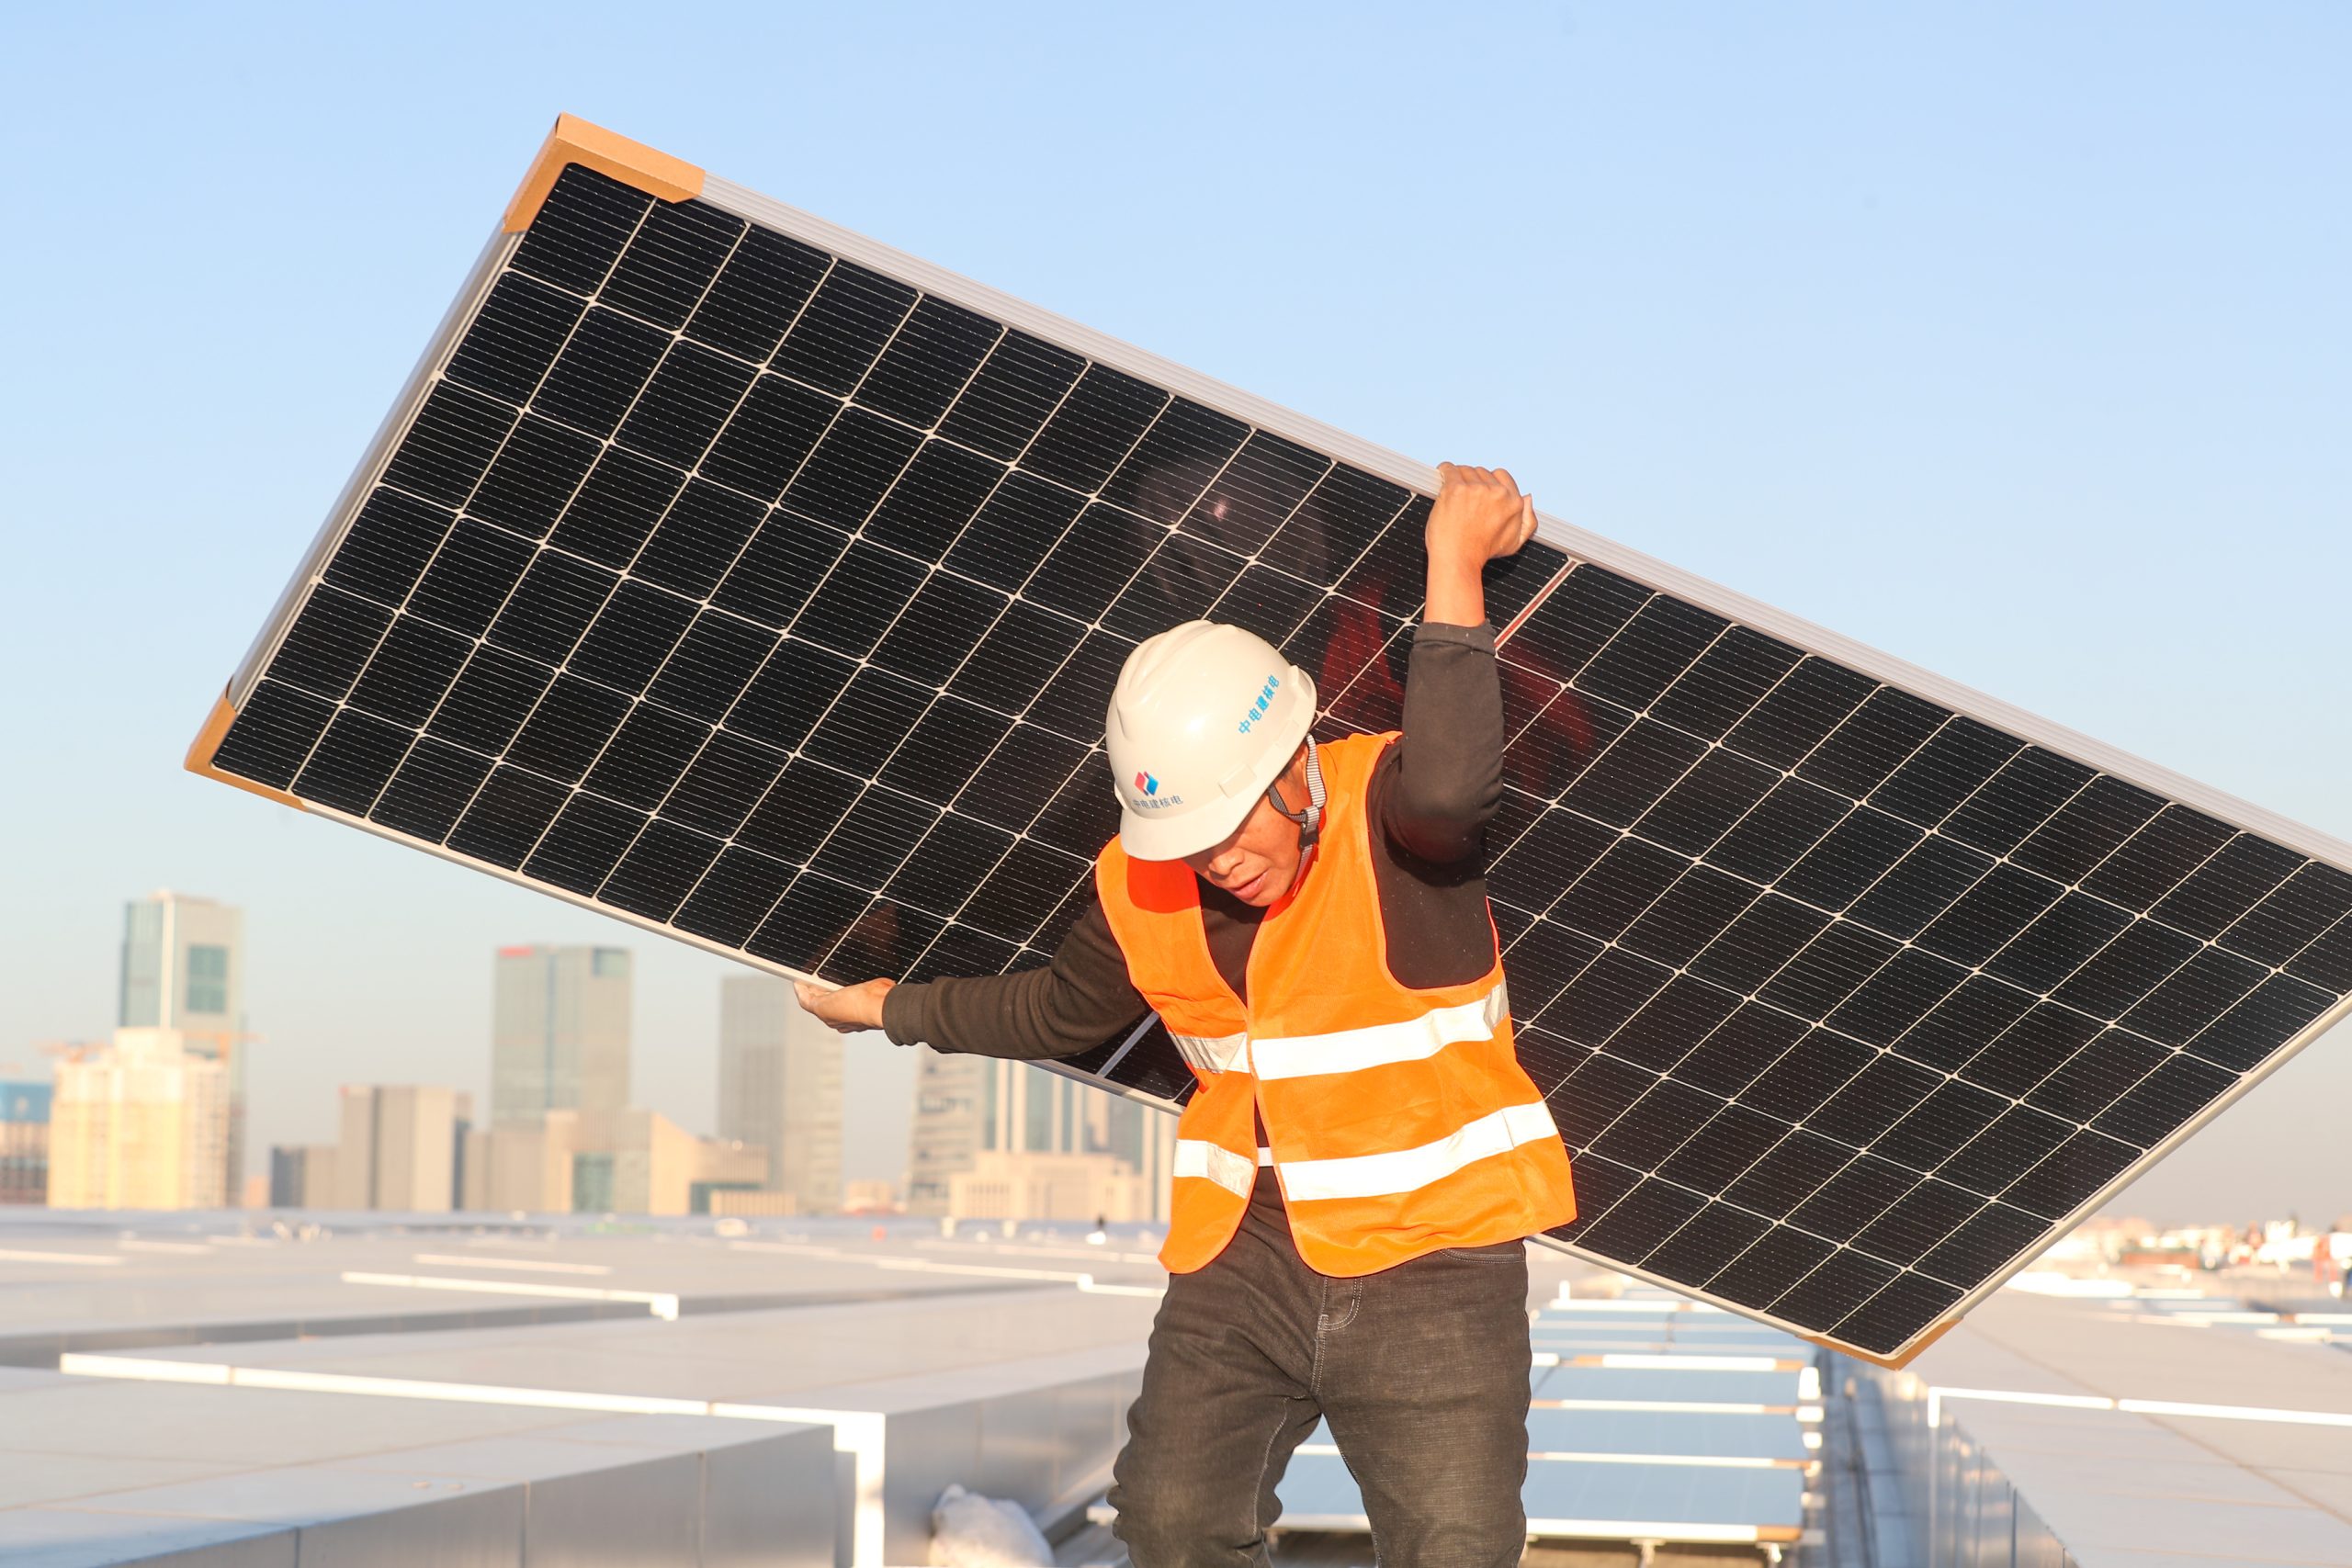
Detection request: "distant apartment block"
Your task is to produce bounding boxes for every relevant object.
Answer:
[949,1150,1156,1224]
[47,1029,230,1210]
[465,1110,764,1216]
[266,1143,339,1208]
[906,1050,1177,1221]
[464,1118,574,1214]
[492,945,631,1125]
[0,1079,51,1205]
[335,1085,469,1211]
[718,976,843,1214]
[119,890,246,1201]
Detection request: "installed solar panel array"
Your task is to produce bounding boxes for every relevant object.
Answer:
[200,153,2352,1361]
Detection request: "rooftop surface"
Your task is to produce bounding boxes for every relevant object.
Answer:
[0,1209,1611,1565]
[40,1208,2352,1567]
[1871,1272,2352,1567]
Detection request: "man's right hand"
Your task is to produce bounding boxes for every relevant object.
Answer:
[794,976,895,1033]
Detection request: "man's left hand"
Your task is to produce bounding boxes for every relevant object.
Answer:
[1427,463,1537,572]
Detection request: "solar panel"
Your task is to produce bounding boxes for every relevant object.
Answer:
[190,116,2352,1366]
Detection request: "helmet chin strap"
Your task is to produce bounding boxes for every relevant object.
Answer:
[1265,736,1328,853]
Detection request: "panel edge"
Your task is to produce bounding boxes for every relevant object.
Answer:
[224,230,516,707]
[1808,1314,1963,1371]
[184,688,305,812]
[503,113,704,233]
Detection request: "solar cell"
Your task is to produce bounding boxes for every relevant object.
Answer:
[191,117,2352,1365]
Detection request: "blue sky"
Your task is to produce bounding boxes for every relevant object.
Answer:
[1,4,2344,1218]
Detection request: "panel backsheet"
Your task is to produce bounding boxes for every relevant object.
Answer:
[209,164,2352,1358]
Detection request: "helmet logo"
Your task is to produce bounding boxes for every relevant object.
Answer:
[1236,674,1281,735]
[1130,769,1182,809]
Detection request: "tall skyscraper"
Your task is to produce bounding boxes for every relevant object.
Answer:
[718,976,843,1214]
[905,1051,1176,1220]
[119,891,243,1037]
[119,891,245,1196]
[491,946,631,1126]
[47,1030,230,1210]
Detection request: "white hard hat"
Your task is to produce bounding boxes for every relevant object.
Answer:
[1105,621,1317,861]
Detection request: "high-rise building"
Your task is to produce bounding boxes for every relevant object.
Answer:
[267,1144,338,1207]
[905,1051,1177,1221]
[119,891,243,1036]
[491,946,631,1125]
[47,1030,230,1210]
[118,891,246,1199]
[334,1085,466,1211]
[0,1080,52,1205]
[718,976,843,1214]
[905,1050,985,1215]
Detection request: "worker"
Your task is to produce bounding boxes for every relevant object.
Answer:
[798,463,1576,1567]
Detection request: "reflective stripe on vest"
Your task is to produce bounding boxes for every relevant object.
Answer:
[1250,982,1509,1081]
[1170,1029,1250,1076]
[1173,1138,1256,1199]
[1277,1100,1560,1203]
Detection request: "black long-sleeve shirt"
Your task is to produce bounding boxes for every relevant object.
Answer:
[881,620,1509,1054]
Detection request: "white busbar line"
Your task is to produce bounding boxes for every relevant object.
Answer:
[116,1239,215,1255]
[0,1247,125,1266]
[411,1252,614,1275]
[1566,1353,1809,1372]
[340,1270,678,1320]
[1525,1520,1790,1545]
[58,1356,888,1567]
[871,1257,1164,1297]
[722,1240,1165,1297]
[2118,1398,2352,1427]
[1534,1399,1806,1416]
[1528,1450,1802,1470]
[911,1239,1167,1266]
[1296,1442,1796,1470]
[1282,1509,1787,1546]
[1928,1384,2352,1431]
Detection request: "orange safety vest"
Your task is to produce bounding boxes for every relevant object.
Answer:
[1095,731,1577,1277]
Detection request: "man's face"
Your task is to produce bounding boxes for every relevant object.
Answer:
[1180,750,1308,907]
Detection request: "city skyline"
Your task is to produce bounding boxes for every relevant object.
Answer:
[12,875,2352,1226]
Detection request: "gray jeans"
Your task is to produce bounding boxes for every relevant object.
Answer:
[1108,1178,1532,1567]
